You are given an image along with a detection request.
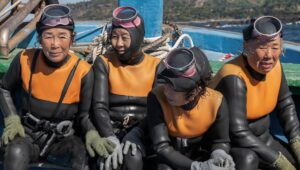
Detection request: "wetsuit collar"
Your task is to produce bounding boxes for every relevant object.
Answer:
[42,52,70,68]
[181,94,201,111]
[119,51,144,65]
[242,54,266,81]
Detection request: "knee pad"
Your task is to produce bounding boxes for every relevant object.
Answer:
[124,148,143,170]
[71,157,89,170]
[157,163,173,170]
[48,136,87,169]
[244,151,259,165]
[4,141,31,170]
[69,136,86,155]
[231,148,259,170]
[69,136,87,168]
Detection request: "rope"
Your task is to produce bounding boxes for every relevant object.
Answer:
[142,35,172,59]
[171,34,194,50]
[84,23,112,63]
[83,22,194,62]
[142,23,179,58]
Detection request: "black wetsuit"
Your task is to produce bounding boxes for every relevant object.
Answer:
[147,86,231,170]
[0,49,95,170]
[92,51,160,136]
[91,51,160,169]
[209,55,300,170]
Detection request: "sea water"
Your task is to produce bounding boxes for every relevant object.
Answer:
[215,23,300,43]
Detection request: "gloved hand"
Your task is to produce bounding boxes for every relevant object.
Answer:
[85,130,116,158]
[191,159,229,170]
[272,152,296,170]
[122,126,145,156]
[100,136,123,170]
[290,136,300,165]
[2,115,25,145]
[210,149,235,170]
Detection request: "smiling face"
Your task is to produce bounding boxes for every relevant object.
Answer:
[111,28,131,56]
[244,35,282,74]
[40,28,73,63]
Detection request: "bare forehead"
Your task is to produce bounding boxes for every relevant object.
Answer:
[42,28,71,35]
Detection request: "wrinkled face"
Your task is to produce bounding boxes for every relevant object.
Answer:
[163,84,197,106]
[40,28,72,63]
[244,35,282,74]
[111,28,131,55]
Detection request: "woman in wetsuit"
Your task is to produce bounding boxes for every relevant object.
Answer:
[91,6,161,170]
[147,47,235,170]
[209,16,300,170]
[0,4,114,170]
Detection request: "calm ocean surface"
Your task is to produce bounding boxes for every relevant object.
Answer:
[77,21,300,43]
[214,23,300,43]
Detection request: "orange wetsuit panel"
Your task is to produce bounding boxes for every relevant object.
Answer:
[209,56,281,120]
[153,86,222,138]
[100,54,160,97]
[20,49,91,104]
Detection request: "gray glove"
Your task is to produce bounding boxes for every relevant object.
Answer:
[122,126,145,156]
[191,159,229,170]
[210,149,235,170]
[100,136,123,170]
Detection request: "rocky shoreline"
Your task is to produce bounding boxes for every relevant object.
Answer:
[175,16,300,28]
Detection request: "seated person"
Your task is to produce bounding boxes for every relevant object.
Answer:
[209,16,300,170]
[91,6,161,170]
[147,47,235,170]
[0,4,114,170]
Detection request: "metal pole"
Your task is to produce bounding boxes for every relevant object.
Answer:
[0,0,42,32]
[0,0,42,57]
[0,0,10,13]
[7,2,45,57]
[0,0,22,19]
[118,0,163,38]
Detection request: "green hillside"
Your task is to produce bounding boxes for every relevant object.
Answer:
[67,0,300,22]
